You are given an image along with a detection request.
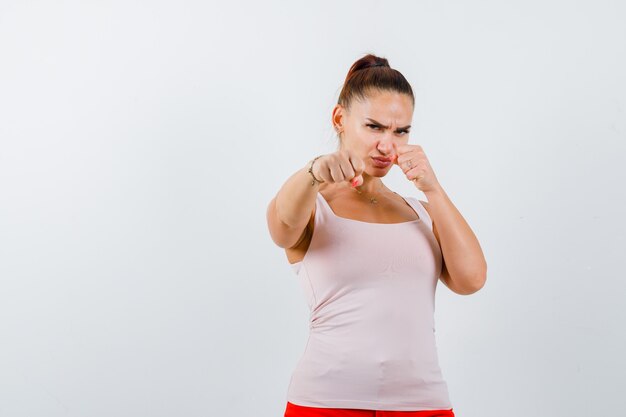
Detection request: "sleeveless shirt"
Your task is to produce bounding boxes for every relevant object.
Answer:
[286,191,453,411]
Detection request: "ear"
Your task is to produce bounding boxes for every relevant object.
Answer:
[331,104,344,132]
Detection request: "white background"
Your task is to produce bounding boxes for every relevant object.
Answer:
[1,1,625,416]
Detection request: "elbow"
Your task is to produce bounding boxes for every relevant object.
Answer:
[468,267,487,294]
[457,280,485,296]
[457,268,487,296]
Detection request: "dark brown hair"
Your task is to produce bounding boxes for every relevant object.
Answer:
[337,53,415,111]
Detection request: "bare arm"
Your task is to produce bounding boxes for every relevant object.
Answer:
[422,186,488,295]
[267,150,364,249]
[266,163,319,249]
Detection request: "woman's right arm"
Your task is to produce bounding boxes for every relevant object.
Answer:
[266,162,320,249]
[266,151,364,249]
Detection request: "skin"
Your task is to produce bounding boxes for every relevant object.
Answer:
[274,88,488,295]
[332,88,414,193]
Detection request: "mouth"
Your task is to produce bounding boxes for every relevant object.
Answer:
[373,156,393,162]
[371,157,393,168]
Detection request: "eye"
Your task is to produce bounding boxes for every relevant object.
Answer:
[398,130,410,135]
[366,124,381,130]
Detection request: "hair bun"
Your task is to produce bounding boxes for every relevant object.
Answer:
[338,53,414,111]
[369,61,389,68]
[365,57,390,70]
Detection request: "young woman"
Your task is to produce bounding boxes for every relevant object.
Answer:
[266,53,487,417]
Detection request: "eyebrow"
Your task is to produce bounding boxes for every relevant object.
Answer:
[365,118,411,130]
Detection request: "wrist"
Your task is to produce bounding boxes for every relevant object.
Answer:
[307,155,325,186]
[423,183,445,199]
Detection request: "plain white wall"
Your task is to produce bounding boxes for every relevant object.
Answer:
[1,1,625,416]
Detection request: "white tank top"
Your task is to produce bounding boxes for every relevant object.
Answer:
[286,191,453,411]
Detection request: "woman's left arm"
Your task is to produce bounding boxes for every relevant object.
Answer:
[395,143,488,295]
[422,186,487,295]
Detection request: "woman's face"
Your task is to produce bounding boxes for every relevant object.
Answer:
[333,89,413,177]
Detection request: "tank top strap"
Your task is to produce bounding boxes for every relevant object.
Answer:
[289,193,331,275]
[403,196,434,232]
[313,191,333,224]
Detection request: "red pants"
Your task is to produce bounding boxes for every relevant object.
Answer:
[284,401,455,417]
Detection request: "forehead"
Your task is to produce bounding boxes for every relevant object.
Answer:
[350,89,413,123]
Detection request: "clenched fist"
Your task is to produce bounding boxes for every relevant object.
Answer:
[393,143,441,193]
[311,150,365,187]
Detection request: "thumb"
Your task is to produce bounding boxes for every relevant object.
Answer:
[392,143,399,164]
[350,174,363,187]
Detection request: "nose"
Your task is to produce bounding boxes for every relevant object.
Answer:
[376,134,395,156]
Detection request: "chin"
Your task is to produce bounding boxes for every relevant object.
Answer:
[367,169,389,177]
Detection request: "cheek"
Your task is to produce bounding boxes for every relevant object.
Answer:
[355,134,375,150]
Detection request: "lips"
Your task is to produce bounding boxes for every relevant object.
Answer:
[371,157,392,168]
